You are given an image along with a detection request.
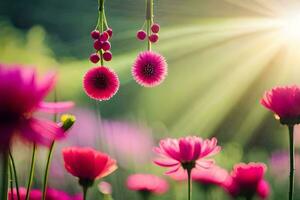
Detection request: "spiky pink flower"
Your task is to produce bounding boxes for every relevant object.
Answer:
[132,51,167,87]
[261,85,300,124]
[0,64,73,151]
[126,174,169,195]
[153,136,221,174]
[83,66,119,101]
[223,163,270,199]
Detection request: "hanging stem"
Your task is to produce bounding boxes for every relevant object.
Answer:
[1,151,9,200]
[42,141,55,200]
[25,143,37,200]
[9,150,20,200]
[288,125,295,200]
[146,0,153,51]
[97,0,105,66]
[187,169,192,200]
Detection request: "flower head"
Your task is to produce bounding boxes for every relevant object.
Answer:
[126,174,169,195]
[223,163,270,199]
[261,85,300,124]
[62,147,117,187]
[83,66,119,101]
[0,64,73,151]
[132,51,167,87]
[153,136,221,174]
[98,181,112,195]
[8,187,41,200]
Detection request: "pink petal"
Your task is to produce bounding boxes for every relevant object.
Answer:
[38,101,75,113]
[154,158,179,167]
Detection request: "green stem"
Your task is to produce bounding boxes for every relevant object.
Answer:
[187,169,192,200]
[288,125,295,200]
[9,159,14,200]
[9,151,20,200]
[42,141,55,200]
[25,144,37,200]
[146,0,153,51]
[1,151,9,200]
[98,0,105,66]
[83,186,88,200]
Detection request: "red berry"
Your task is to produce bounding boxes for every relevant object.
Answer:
[137,30,147,40]
[93,39,102,50]
[103,51,112,61]
[149,33,159,43]
[102,41,111,51]
[106,28,113,37]
[91,30,100,39]
[100,32,109,42]
[89,53,100,63]
[151,23,160,33]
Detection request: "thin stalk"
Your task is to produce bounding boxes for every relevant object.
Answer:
[146,0,153,51]
[9,151,20,200]
[25,144,37,200]
[187,169,192,200]
[83,186,88,200]
[1,151,9,200]
[288,125,295,200]
[42,141,55,200]
[98,0,105,66]
[9,159,14,200]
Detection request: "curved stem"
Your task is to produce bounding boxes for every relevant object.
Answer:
[9,151,20,200]
[1,151,9,200]
[25,144,37,200]
[9,159,14,200]
[187,169,192,200]
[42,141,55,200]
[288,125,295,200]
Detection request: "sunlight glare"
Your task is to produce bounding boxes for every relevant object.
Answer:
[279,13,300,41]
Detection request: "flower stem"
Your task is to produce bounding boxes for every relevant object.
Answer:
[187,169,192,200]
[25,143,37,200]
[42,141,55,200]
[9,159,14,200]
[9,150,20,200]
[288,125,295,200]
[83,186,88,200]
[1,151,9,200]
[146,0,153,51]
[97,0,105,66]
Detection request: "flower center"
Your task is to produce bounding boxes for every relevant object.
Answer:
[0,109,21,125]
[142,63,155,77]
[93,73,108,89]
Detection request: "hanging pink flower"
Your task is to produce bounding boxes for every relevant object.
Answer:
[83,66,119,101]
[126,174,169,195]
[223,163,270,199]
[62,147,117,184]
[261,85,300,124]
[132,51,167,87]
[0,64,74,151]
[153,136,221,174]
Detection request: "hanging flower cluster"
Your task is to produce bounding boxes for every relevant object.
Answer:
[132,0,167,87]
[83,0,119,101]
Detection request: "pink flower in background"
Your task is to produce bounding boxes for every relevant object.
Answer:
[169,165,229,187]
[132,51,167,87]
[62,147,117,181]
[83,66,119,101]
[0,64,73,151]
[126,174,169,195]
[8,187,41,200]
[261,85,300,123]
[98,181,112,195]
[224,163,270,199]
[154,136,221,174]
[45,188,73,200]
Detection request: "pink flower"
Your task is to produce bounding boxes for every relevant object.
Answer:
[132,51,167,87]
[169,165,229,187]
[8,187,41,200]
[154,136,221,174]
[62,147,117,184]
[261,85,300,124]
[0,64,73,151]
[45,188,73,200]
[126,174,169,195]
[98,181,112,195]
[223,163,270,199]
[83,66,119,101]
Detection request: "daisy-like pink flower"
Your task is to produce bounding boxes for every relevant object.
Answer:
[132,51,167,87]
[83,66,119,101]
[223,163,270,200]
[0,64,73,151]
[261,85,300,125]
[126,174,169,196]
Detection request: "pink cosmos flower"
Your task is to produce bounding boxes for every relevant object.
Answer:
[261,85,300,124]
[62,147,117,182]
[0,64,73,151]
[223,163,270,199]
[83,66,119,101]
[169,165,229,187]
[8,187,41,200]
[154,136,221,174]
[132,51,167,87]
[126,174,169,195]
